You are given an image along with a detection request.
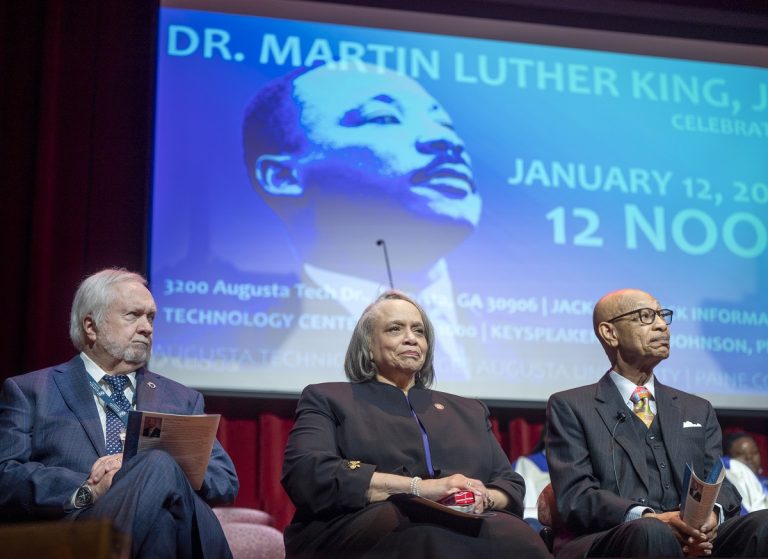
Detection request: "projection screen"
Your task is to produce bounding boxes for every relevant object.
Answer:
[149,0,768,408]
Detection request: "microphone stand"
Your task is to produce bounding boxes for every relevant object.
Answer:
[376,239,395,289]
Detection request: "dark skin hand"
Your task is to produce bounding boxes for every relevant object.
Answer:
[643,510,717,557]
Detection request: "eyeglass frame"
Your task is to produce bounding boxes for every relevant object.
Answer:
[605,307,673,326]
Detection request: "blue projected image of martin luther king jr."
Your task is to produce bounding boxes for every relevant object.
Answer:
[243,62,481,289]
[242,61,483,378]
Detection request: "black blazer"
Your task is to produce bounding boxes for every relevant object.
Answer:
[282,381,525,544]
[546,373,741,556]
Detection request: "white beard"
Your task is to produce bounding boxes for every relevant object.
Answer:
[102,334,151,367]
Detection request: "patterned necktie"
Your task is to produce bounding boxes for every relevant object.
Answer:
[102,375,132,454]
[630,386,655,428]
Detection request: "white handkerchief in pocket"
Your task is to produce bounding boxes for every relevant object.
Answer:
[683,420,702,428]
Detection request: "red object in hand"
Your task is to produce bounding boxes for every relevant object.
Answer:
[439,491,476,506]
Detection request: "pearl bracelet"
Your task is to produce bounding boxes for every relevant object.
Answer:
[410,476,422,497]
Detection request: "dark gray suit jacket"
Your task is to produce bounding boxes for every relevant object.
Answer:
[0,355,238,520]
[546,373,741,557]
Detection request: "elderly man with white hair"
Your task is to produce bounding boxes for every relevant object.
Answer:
[0,268,239,558]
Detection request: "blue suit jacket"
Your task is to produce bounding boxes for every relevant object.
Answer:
[0,355,239,520]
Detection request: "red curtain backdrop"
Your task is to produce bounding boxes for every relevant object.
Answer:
[2,0,767,534]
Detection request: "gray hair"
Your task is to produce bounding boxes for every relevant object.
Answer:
[344,290,436,387]
[69,268,147,351]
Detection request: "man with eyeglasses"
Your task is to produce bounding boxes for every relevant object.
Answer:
[545,288,768,558]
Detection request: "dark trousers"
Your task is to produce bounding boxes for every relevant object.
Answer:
[75,450,232,559]
[564,509,768,558]
[286,501,552,558]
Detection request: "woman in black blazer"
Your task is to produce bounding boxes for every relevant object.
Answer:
[282,290,551,558]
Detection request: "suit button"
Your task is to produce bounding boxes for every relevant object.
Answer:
[639,498,646,504]
[665,483,670,489]
[648,434,655,440]
[660,463,666,469]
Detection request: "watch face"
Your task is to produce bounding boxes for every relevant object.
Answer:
[76,485,93,507]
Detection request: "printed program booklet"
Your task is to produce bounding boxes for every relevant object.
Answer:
[123,410,220,490]
[388,494,494,536]
[680,459,726,528]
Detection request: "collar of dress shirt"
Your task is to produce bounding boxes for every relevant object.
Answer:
[303,258,455,318]
[609,369,656,411]
[80,351,136,391]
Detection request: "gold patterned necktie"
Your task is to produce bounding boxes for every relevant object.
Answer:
[630,386,655,428]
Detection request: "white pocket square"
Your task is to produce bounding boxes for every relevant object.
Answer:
[683,421,702,428]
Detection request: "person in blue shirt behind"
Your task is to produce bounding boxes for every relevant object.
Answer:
[512,424,550,531]
[723,431,768,514]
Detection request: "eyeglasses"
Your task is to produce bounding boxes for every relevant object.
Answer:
[606,308,673,325]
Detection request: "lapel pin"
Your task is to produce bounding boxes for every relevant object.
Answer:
[434,403,445,410]
[147,382,156,389]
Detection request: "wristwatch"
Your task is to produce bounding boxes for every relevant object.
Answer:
[74,483,94,508]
